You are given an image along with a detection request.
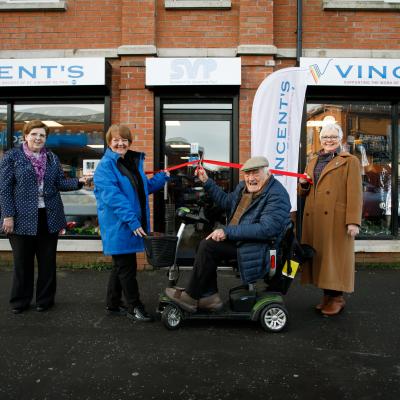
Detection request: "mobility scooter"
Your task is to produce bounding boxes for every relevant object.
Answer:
[144,207,313,333]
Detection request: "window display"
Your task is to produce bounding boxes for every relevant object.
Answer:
[306,103,393,237]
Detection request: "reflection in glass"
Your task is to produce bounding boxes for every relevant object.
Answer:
[165,120,231,259]
[13,104,105,236]
[0,104,6,159]
[306,103,392,237]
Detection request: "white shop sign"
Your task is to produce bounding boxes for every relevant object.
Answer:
[300,57,400,87]
[146,58,241,86]
[0,58,105,87]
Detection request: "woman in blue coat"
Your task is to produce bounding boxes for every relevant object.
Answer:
[0,120,88,314]
[94,124,169,322]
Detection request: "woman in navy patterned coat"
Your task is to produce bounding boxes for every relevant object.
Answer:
[0,120,88,314]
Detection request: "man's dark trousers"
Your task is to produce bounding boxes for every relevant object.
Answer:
[186,239,237,299]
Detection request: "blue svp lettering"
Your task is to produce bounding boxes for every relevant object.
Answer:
[170,59,217,80]
[335,64,400,79]
[274,80,290,170]
[0,64,84,80]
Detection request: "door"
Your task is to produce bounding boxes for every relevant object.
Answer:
[155,101,238,263]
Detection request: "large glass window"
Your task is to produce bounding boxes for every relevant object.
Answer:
[306,102,393,237]
[0,104,6,159]
[13,103,104,236]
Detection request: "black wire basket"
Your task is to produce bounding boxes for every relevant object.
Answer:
[143,233,178,268]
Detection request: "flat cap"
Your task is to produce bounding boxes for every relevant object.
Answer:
[241,156,269,172]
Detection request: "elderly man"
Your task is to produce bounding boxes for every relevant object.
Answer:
[165,156,291,312]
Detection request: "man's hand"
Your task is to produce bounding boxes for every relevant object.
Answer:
[133,226,147,237]
[2,217,14,234]
[347,224,359,238]
[195,166,208,183]
[206,228,226,241]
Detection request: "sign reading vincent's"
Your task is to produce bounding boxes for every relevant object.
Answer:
[300,57,400,87]
[0,58,105,86]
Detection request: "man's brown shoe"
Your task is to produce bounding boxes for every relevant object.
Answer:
[321,296,345,316]
[315,295,331,310]
[198,293,223,311]
[165,288,197,312]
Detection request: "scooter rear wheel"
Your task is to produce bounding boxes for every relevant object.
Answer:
[161,304,183,330]
[260,303,288,332]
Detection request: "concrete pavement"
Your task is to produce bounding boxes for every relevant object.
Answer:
[0,267,399,400]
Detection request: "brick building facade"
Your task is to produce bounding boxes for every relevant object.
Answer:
[1,0,400,268]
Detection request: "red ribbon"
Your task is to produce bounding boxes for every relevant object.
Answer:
[146,158,313,184]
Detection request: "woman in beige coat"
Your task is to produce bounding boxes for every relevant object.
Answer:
[298,123,362,316]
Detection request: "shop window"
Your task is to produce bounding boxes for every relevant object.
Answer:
[0,0,66,11]
[164,0,231,9]
[13,103,104,237]
[323,0,400,10]
[0,104,6,159]
[306,103,393,237]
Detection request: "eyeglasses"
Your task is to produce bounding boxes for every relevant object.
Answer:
[28,132,46,139]
[321,136,339,141]
[111,138,129,144]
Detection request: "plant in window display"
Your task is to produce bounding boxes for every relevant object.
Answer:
[61,217,100,236]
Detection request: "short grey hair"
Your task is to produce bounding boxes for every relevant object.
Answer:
[319,123,343,141]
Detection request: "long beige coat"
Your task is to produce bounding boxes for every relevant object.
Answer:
[298,152,362,293]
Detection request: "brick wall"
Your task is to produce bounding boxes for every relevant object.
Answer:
[274,0,400,50]
[0,0,122,50]
[156,0,240,48]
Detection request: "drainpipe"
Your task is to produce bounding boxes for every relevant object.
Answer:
[296,0,303,66]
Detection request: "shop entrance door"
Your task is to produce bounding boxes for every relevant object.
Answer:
[154,102,237,263]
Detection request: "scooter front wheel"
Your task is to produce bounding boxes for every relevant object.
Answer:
[260,303,288,333]
[161,304,183,330]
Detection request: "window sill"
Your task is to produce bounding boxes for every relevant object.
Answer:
[0,1,67,11]
[323,0,400,10]
[165,0,231,10]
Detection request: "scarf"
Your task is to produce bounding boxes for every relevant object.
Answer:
[23,142,47,185]
[313,147,340,185]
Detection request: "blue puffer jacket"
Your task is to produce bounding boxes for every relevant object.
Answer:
[0,147,80,235]
[204,176,291,283]
[94,148,169,256]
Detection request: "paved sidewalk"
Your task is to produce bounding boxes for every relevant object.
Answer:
[0,267,399,400]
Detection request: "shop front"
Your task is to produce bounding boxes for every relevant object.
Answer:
[0,57,111,256]
[300,58,400,258]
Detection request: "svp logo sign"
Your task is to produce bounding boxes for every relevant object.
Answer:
[146,58,241,86]
[169,59,218,83]
[301,57,400,87]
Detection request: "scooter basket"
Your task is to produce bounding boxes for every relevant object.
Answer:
[144,234,178,268]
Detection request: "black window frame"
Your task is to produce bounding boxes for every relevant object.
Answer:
[153,86,239,234]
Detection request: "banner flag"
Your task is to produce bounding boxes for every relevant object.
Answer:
[251,67,310,211]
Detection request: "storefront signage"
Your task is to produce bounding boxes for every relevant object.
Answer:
[146,58,241,86]
[0,58,105,86]
[300,57,400,87]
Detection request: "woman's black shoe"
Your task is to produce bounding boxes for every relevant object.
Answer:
[36,303,54,312]
[127,304,154,322]
[106,305,127,316]
[12,306,28,314]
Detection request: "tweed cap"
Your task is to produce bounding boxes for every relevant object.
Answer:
[240,156,269,172]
